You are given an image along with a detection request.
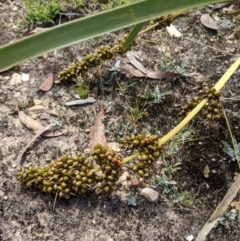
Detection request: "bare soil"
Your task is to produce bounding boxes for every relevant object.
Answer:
[1,1,240,241]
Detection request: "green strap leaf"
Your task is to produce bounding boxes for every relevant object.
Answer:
[0,0,227,70]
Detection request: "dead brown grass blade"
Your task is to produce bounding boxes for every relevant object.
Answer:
[18,124,54,164]
[196,174,240,241]
[119,65,179,79]
[126,51,147,74]
[89,104,108,152]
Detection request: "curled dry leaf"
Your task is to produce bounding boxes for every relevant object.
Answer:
[126,51,147,74]
[89,104,108,152]
[19,111,44,131]
[39,72,54,91]
[200,14,218,30]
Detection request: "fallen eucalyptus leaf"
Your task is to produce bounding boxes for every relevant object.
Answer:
[65,98,96,106]
[39,72,54,91]
[200,14,218,30]
[126,51,147,74]
[89,104,108,152]
[119,65,179,79]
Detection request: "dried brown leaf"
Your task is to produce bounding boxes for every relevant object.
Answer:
[200,14,218,30]
[146,70,179,79]
[18,124,54,164]
[119,65,179,79]
[89,104,108,152]
[126,51,147,74]
[39,72,54,91]
[19,111,44,131]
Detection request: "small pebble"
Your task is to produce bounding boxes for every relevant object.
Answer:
[21,73,29,82]
[10,73,22,86]
[186,234,194,241]
[140,187,159,202]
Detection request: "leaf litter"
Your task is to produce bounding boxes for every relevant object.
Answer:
[89,103,108,152]
[39,72,54,91]
[18,109,68,163]
[119,51,179,79]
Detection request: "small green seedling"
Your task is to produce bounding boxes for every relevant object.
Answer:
[158,51,193,76]
[116,79,136,94]
[140,86,172,103]
[156,173,177,193]
[222,139,240,162]
[167,130,193,155]
[163,160,182,179]
[74,83,90,99]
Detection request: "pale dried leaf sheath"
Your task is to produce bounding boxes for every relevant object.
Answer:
[19,111,44,131]
[89,105,108,152]
[126,51,147,74]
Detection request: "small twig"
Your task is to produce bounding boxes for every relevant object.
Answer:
[53,191,58,210]
[185,37,239,58]
[196,174,240,241]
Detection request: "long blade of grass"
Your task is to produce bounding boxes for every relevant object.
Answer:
[0,0,228,70]
[122,22,146,51]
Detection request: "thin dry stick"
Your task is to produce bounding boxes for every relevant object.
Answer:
[185,37,239,57]
[53,191,58,210]
[195,174,240,241]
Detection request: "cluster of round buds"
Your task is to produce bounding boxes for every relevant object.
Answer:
[91,144,122,194]
[179,82,222,120]
[57,45,115,83]
[16,154,94,199]
[119,134,161,176]
[57,35,131,83]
